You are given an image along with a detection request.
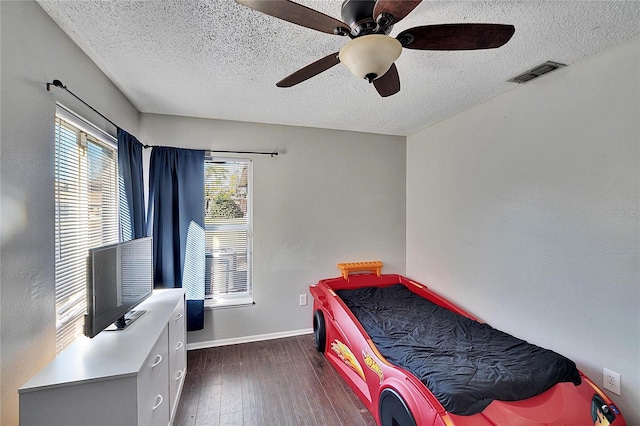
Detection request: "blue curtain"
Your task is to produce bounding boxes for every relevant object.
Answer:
[147,146,206,331]
[117,128,147,240]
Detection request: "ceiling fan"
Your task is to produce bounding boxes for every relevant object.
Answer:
[235,0,515,97]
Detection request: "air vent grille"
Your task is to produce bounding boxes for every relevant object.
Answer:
[508,61,566,84]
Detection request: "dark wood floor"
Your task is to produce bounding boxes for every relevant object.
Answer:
[174,334,376,426]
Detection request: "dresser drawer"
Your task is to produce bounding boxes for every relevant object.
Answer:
[137,325,169,426]
[168,298,185,347]
[168,296,186,418]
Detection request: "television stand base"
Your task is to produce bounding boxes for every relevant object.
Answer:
[106,310,146,331]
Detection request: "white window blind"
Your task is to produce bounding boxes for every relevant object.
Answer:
[204,158,252,306]
[54,113,119,353]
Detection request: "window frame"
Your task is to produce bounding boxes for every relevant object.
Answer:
[203,156,254,309]
[54,104,120,353]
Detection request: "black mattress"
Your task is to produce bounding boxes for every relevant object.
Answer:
[336,284,581,415]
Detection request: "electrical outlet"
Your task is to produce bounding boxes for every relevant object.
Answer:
[603,368,621,395]
[299,294,308,306]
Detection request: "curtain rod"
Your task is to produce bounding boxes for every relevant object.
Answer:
[207,149,279,157]
[142,145,279,157]
[47,79,118,129]
[208,149,278,157]
[47,79,279,158]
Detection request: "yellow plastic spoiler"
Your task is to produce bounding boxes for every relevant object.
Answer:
[337,261,383,279]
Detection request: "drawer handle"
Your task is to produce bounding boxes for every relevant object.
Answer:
[176,341,184,351]
[175,369,184,381]
[151,354,163,368]
[152,394,163,411]
[174,313,183,321]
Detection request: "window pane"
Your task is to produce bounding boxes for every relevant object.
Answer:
[205,162,248,226]
[86,139,119,248]
[204,159,251,303]
[205,230,249,295]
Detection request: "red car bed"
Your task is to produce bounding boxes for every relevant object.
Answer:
[309,261,627,426]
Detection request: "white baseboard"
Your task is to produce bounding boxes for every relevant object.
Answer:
[186,328,313,351]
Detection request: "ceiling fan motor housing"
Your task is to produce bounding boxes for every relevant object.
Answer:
[341,0,392,37]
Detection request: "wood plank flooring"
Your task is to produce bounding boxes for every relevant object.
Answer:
[174,334,376,426]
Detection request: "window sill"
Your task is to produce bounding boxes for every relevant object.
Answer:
[205,295,254,310]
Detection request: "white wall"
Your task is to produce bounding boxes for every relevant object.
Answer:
[0,2,140,424]
[407,36,639,424]
[140,114,406,345]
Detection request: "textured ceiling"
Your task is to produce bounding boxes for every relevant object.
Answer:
[37,1,640,136]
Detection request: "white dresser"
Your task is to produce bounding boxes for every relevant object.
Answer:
[19,289,187,426]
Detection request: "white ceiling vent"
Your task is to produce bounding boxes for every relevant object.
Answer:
[508,61,567,84]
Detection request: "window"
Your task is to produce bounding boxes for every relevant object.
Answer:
[204,158,252,307]
[54,107,119,353]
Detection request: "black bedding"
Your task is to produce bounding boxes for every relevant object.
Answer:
[336,284,582,415]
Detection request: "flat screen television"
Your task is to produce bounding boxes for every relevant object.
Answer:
[84,236,154,338]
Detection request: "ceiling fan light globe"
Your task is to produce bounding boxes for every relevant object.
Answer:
[339,35,402,82]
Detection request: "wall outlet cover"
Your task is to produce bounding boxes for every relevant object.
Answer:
[299,294,308,306]
[603,367,621,395]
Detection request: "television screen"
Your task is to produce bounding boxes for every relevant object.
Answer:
[85,237,153,338]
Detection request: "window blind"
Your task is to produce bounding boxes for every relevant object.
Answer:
[54,115,119,353]
[204,159,252,305]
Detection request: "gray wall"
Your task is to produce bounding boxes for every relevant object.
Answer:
[0,2,139,424]
[407,36,639,424]
[140,114,406,345]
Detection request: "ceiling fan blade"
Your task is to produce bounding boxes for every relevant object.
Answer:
[235,0,349,35]
[373,0,422,25]
[277,52,341,87]
[398,24,515,50]
[373,63,400,97]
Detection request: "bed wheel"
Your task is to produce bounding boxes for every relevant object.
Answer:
[379,388,417,426]
[313,310,326,353]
